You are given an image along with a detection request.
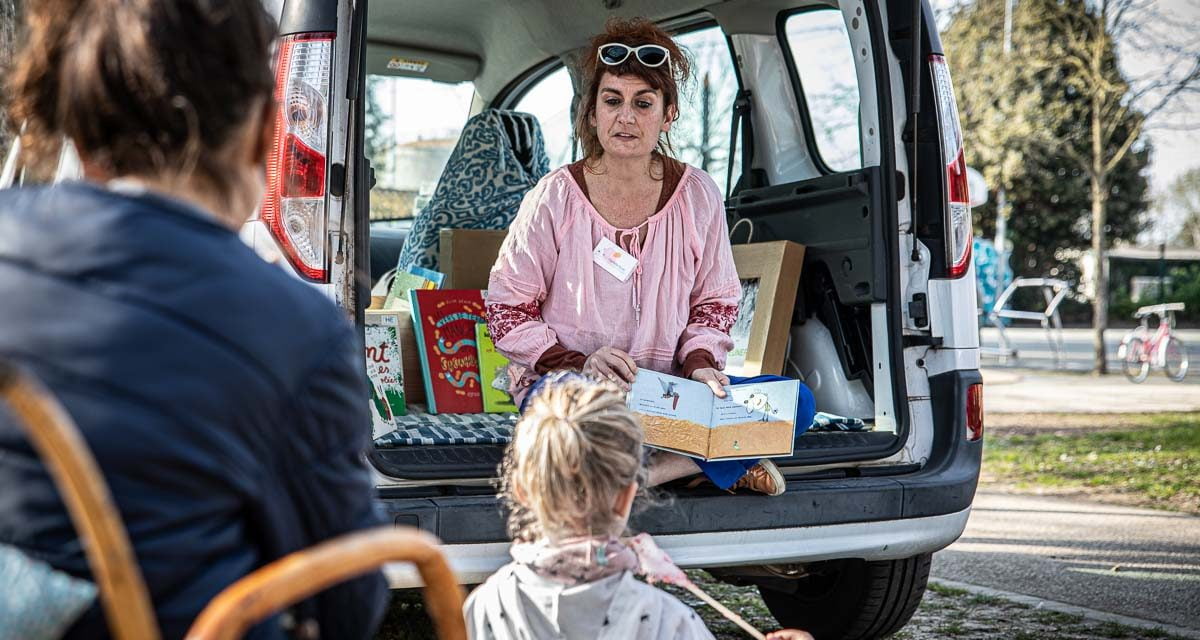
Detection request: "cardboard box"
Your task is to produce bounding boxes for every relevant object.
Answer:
[438,228,509,290]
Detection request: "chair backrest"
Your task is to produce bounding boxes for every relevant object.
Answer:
[185,527,466,640]
[0,362,160,640]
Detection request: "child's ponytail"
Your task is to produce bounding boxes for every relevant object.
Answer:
[500,378,646,542]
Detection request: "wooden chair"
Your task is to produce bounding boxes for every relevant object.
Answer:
[0,361,466,640]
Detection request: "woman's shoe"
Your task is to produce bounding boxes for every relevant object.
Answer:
[729,460,786,496]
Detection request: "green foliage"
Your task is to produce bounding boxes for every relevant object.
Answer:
[1163,167,1200,247]
[942,0,1151,286]
[364,76,395,178]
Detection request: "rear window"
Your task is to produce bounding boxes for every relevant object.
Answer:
[782,9,863,172]
[365,75,476,222]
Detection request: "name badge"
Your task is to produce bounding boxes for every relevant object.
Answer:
[593,236,638,282]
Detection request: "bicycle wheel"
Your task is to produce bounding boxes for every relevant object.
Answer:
[1120,337,1149,383]
[1163,336,1189,382]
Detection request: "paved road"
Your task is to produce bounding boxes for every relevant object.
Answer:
[981,327,1200,382]
[932,491,1200,631]
[982,368,1200,413]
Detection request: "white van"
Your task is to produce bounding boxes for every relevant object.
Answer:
[247,1,984,637]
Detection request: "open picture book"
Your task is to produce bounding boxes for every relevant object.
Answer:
[628,370,799,461]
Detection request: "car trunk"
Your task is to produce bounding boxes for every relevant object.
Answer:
[358,0,913,484]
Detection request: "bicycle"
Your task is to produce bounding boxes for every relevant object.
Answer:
[1118,303,1189,383]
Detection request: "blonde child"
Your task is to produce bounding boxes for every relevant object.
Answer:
[464,376,812,640]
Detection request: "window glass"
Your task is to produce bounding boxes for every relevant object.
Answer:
[365,75,476,221]
[783,10,863,172]
[672,26,740,195]
[514,67,575,169]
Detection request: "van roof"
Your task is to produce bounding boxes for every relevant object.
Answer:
[366,0,829,99]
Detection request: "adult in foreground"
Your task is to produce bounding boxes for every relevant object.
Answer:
[487,18,814,496]
[0,1,387,638]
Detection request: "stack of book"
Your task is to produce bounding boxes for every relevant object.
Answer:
[366,266,517,439]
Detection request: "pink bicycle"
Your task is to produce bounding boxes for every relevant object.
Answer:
[1118,303,1189,383]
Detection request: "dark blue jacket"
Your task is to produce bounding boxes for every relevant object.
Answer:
[0,183,388,639]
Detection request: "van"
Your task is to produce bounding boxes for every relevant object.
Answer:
[10,0,984,636]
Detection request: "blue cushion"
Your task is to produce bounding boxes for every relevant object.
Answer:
[0,543,97,640]
[395,110,551,273]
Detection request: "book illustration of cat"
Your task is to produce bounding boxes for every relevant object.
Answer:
[658,378,681,410]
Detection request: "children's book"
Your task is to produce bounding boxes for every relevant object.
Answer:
[475,323,517,413]
[627,370,799,460]
[409,289,486,414]
[367,377,395,440]
[365,312,407,438]
[383,265,445,310]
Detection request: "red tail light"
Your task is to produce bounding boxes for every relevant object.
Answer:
[262,32,334,282]
[966,383,984,441]
[930,54,972,279]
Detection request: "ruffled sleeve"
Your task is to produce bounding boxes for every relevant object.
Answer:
[677,175,740,371]
[486,174,576,370]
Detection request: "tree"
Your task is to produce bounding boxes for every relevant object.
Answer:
[942,0,1151,311]
[1163,167,1200,247]
[1037,0,1200,373]
[364,75,395,180]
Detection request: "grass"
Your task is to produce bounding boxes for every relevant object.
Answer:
[984,412,1200,513]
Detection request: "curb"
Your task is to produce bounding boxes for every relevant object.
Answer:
[928,577,1200,639]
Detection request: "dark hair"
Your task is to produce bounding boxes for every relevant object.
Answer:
[574,17,692,164]
[7,0,276,191]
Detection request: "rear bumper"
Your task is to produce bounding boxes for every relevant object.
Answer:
[377,368,982,585]
[384,506,971,588]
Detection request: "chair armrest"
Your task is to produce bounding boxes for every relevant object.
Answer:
[185,527,465,640]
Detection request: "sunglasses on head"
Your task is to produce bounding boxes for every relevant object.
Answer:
[597,43,673,73]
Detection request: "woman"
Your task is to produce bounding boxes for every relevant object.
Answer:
[0,1,386,638]
[487,18,813,496]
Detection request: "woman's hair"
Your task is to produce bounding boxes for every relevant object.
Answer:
[7,0,276,191]
[500,377,647,542]
[574,17,693,164]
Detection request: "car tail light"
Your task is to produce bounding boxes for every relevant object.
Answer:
[929,54,972,279]
[261,32,334,282]
[966,382,983,441]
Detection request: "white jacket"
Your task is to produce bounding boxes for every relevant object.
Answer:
[464,562,716,640]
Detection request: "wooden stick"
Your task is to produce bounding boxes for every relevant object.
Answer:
[682,579,766,640]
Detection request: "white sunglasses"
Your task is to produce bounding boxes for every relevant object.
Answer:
[597,43,674,75]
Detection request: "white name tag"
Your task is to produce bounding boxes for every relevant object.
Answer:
[593,236,638,282]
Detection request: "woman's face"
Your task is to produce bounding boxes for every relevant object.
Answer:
[589,72,675,160]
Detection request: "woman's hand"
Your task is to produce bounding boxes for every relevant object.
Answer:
[689,367,730,398]
[583,347,638,390]
[766,630,814,640]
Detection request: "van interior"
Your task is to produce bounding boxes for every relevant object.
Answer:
[361,0,926,484]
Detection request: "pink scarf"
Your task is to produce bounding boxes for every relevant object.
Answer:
[510,536,640,586]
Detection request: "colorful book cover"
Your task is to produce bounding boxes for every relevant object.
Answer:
[409,289,486,414]
[627,370,798,460]
[475,323,517,413]
[365,313,406,438]
[367,377,395,440]
[383,266,446,310]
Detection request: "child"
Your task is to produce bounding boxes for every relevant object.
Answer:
[464,376,812,640]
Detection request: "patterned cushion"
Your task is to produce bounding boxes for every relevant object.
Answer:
[373,407,862,447]
[395,110,551,272]
[0,543,96,640]
[374,405,518,447]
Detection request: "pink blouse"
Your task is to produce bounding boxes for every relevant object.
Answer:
[486,164,740,405]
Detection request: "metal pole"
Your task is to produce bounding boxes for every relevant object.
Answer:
[1159,242,1167,304]
[995,0,1015,260]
